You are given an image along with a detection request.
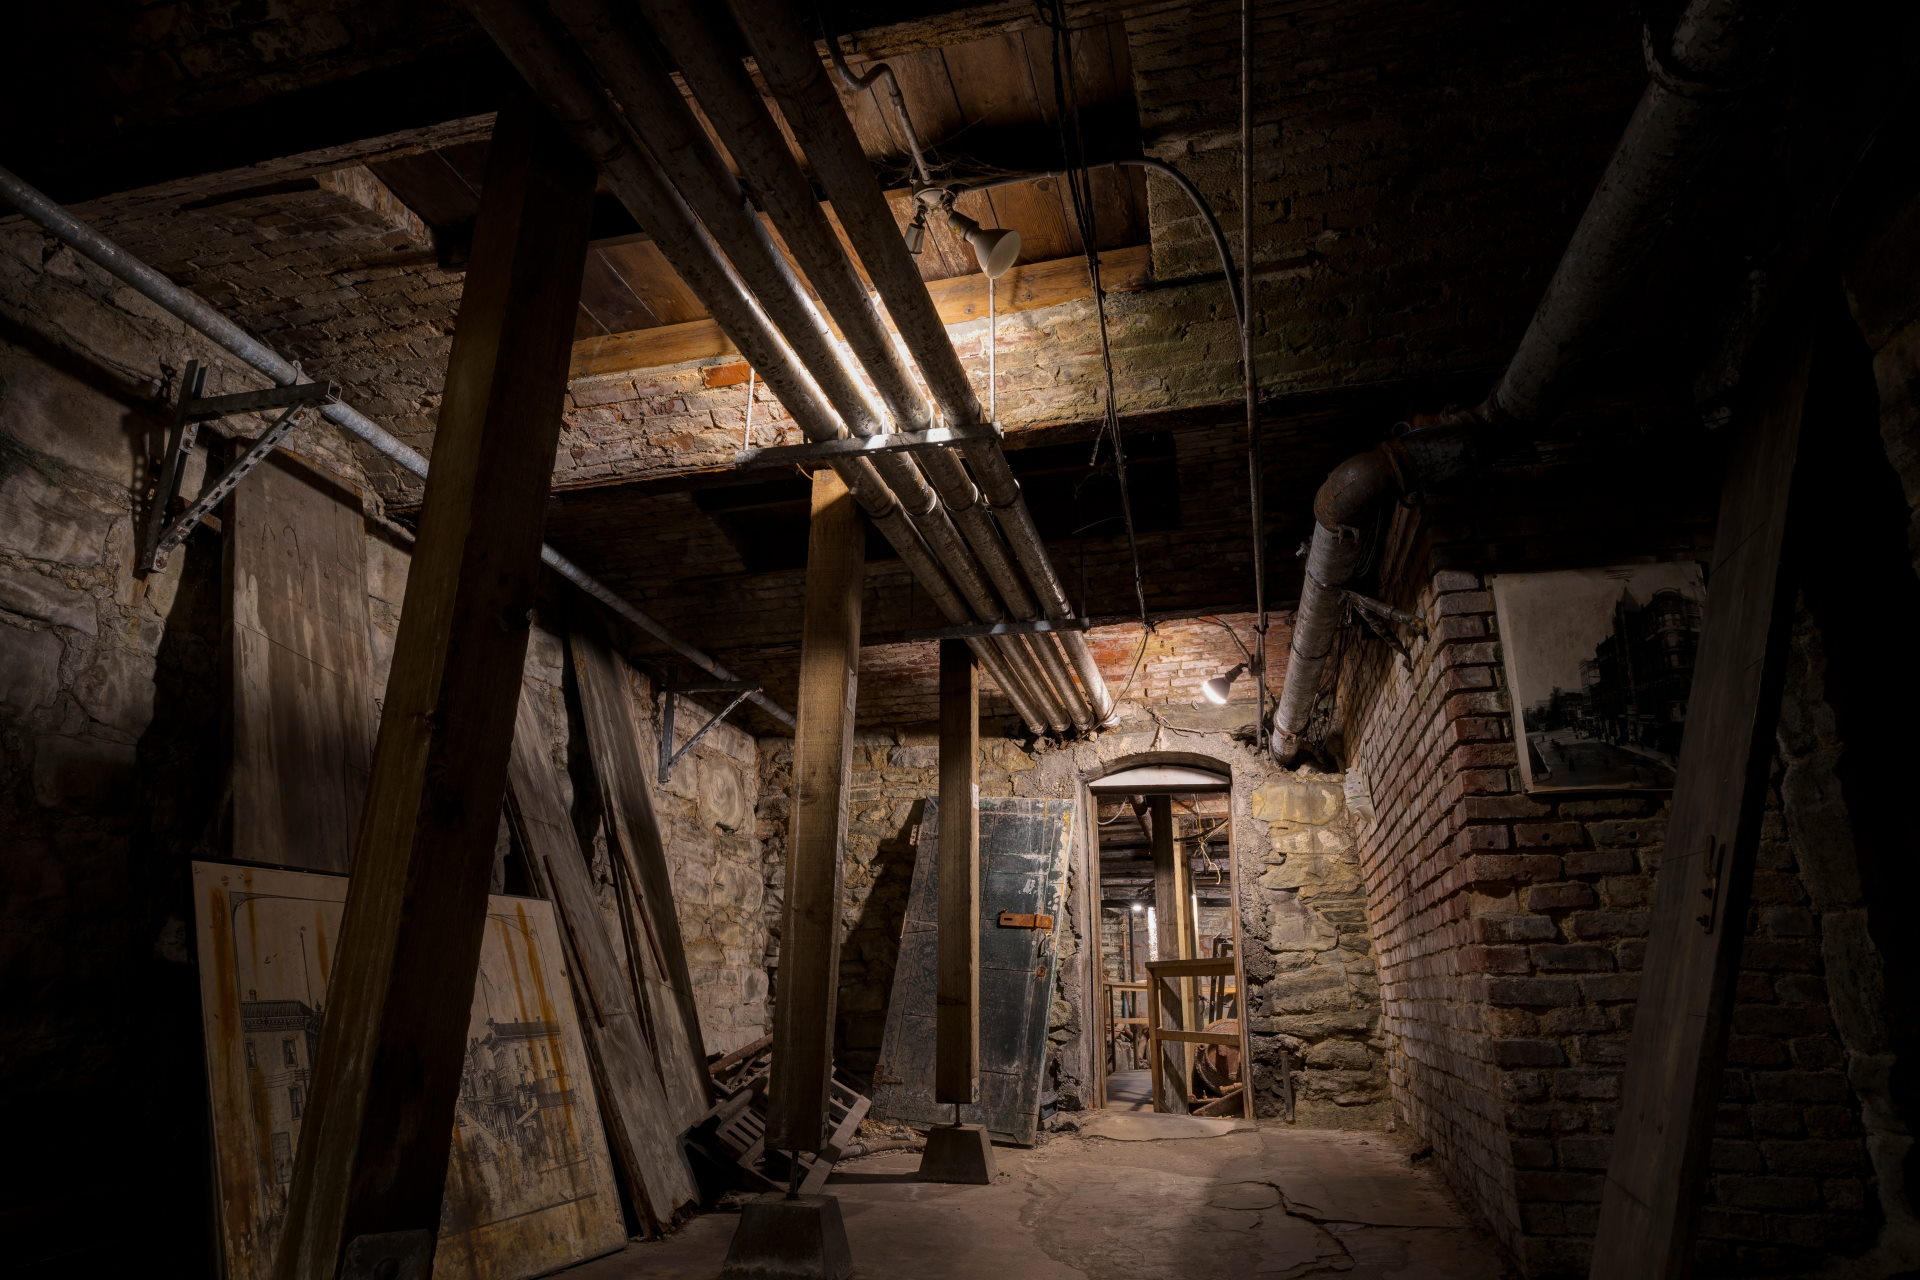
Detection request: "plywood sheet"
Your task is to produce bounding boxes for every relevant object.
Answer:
[226,450,375,874]
[190,861,626,1280]
[870,796,1074,1145]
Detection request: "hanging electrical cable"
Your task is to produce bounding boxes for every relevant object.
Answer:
[1042,0,1150,634]
[1240,0,1269,750]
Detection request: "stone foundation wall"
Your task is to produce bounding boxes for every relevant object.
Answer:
[757,614,1391,1127]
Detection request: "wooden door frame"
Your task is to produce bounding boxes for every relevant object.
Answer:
[1079,770,1248,1119]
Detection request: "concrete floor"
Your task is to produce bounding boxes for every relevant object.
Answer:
[563,1112,1513,1279]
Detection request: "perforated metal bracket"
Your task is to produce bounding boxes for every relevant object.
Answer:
[658,680,761,784]
[140,359,339,573]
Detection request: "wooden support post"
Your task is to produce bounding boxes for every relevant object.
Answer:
[1149,795,1194,1114]
[935,638,980,1106]
[272,100,593,1280]
[768,469,864,1154]
[1588,339,1811,1277]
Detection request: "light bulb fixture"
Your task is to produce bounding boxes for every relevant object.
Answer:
[904,207,928,256]
[945,208,1022,279]
[1130,902,1144,914]
[1200,662,1247,706]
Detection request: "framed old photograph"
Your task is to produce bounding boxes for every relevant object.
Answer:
[1490,563,1707,795]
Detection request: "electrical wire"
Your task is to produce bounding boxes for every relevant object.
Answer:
[1041,0,1149,632]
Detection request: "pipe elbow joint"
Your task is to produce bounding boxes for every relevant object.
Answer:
[1313,447,1401,533]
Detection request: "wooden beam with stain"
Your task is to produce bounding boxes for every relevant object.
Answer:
[271,99,594,1280]
[569,245,1152,383]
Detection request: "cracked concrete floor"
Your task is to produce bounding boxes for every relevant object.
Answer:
[561,1114,1514,1279]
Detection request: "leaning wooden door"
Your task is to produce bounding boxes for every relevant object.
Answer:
[871,796,1074,1145]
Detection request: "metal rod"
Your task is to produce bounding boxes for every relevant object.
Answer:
[903,617,1090,642]
[732,422,1001,470]
[0,161,798,730]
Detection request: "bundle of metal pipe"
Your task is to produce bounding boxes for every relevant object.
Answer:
[1270,0,1781,763]
[467,0,1113,736]
[0,161,796,730]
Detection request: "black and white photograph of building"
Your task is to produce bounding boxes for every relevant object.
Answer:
[1491,563,1707,794]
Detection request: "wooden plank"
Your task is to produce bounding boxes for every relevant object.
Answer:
[935,639,980,1105]
[191,862,628,1280]
[569,630,712,1132]
[768,468,865,1153]
[226,450,374,875]
[271,100,595,1280]
[1149,1029,1243,1047]
[568,245,1151,381]
[870,797,1075,1145]
[1150,794,1195,1114]
[505,687,700,1233]
[1589,340,1812,1277]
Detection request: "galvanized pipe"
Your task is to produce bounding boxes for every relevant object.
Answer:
[549,0,1076,732]
[640,0,1092,731]
[0,159,798,730]
[1272,0,1780,761]
[466,0,1055,734]
[729,0,1116,723]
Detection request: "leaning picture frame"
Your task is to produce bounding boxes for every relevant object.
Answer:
[1489,563,1708,795]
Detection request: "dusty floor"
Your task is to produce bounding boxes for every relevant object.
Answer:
[564,1112,1514,1279]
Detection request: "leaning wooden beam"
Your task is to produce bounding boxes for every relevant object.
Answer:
[569,244,1152,381]
[272,100,594,1280]
[505,687,700,1233]
[570,630,712,1131]
[935,639,981,1105]
[768,469,865,1153]
[1589,337,1811,1277]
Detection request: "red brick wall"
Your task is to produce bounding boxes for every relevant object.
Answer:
[1333,489,1878,1275]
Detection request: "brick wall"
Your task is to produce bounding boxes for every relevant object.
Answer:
[1332,483,1881,1276]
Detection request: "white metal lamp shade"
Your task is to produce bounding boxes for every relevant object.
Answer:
[946,209,1021,278]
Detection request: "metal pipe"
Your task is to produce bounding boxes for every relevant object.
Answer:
[0,159,798,731]
[1269,0,1780,763]
[596,0,1085,731]
[823,28,932,187]
[731,0,1116,724]
[466,0,1057,734]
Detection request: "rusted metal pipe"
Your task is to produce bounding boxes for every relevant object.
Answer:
[1271,0,1780,762]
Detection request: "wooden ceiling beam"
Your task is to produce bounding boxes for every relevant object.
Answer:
[569,243,1150,381]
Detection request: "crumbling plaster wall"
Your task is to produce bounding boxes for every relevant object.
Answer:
[757,615,1391,1127]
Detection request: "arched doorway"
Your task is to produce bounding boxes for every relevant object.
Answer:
[1084,758,1253,1117]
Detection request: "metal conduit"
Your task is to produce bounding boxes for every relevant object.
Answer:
[464,0,1057,734]
[730,0,1116,723]
[543,0,1078,734]
[631,0,1094,731]
[0,160,798,731]
[1270,0,1781,762]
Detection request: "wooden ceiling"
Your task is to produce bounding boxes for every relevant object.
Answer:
[368,21,1147,346]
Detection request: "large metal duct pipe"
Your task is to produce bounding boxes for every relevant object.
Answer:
[0,160,799,730]
[629,0,1095,731]
[464,0,1057,733]
[730,0,1116,724]
[1271,0,1781,762]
